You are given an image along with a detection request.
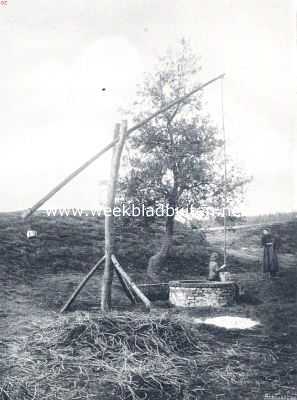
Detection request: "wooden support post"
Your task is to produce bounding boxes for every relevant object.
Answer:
[101,121,127,312]
[60,255,105,313]
[111,254,151,310]
[114,267,137,304]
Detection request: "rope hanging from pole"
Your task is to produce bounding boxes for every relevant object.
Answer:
[220,76,228,268]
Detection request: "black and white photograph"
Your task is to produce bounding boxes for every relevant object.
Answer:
[0,1,296,399]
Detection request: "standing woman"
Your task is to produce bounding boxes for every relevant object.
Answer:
[261,229,280,278]
[272,231,281,276]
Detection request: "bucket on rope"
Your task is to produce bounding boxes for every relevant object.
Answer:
[27,230,38,239]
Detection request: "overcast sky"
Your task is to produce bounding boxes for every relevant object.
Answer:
[0,0,296,215]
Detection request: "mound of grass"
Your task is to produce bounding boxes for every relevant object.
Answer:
[2,311,297,400]
[1,313,201,400]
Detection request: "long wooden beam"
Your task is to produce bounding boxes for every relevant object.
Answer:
[23,73,225,220]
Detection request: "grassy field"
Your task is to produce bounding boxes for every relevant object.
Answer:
[1,212,297,399]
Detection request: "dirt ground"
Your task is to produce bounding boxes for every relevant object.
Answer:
[1,213,297,398]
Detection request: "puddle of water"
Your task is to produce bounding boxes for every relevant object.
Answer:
[194,316,259,330]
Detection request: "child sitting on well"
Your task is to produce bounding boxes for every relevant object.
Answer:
[208,252,226,281]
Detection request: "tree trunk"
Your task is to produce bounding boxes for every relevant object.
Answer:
[147,184,177,282]
[147,118,178,281]
[147,213,175,281]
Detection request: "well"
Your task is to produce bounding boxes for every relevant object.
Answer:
[169,280,236,307]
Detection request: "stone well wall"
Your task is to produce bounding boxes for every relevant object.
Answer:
[169,280,236,307]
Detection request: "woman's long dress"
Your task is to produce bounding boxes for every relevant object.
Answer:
[261,233,279,275]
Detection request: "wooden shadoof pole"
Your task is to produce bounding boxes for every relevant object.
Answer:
[22,74,225,220]
[221,76,228,268]
[101,121,127,312]
[111,255,151,310]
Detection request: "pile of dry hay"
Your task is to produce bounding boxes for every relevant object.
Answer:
[2,313,203,400]
[1,311,295,400]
